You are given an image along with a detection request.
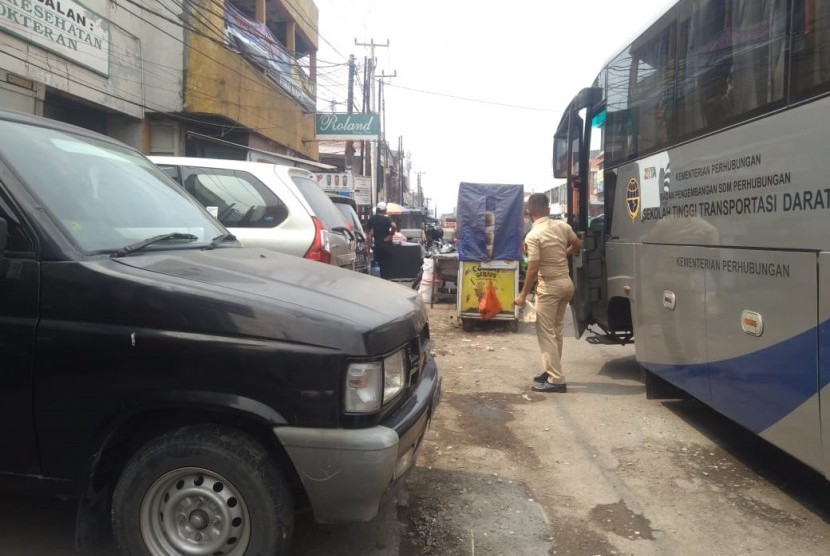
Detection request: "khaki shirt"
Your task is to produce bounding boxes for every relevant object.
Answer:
[525,217,578,279]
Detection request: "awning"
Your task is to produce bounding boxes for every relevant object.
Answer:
[385,202,425,215]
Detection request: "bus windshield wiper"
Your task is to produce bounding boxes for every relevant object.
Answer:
[207,233,238,249]
[114,232,199,257]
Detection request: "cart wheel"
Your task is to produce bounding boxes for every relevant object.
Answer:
[509,320,519,333]
[461,318,474,332]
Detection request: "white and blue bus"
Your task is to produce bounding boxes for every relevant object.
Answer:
[555,0,830,479]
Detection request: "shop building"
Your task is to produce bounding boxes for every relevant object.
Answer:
[0,0,324,168]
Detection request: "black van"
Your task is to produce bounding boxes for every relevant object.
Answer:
[0,110,440,555]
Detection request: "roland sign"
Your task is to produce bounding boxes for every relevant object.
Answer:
[315,113,379,140]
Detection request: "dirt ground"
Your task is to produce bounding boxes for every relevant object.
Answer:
[396,303,830,556]
[2,302,828,556]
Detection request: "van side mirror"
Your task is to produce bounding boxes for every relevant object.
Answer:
[0,217,7,253]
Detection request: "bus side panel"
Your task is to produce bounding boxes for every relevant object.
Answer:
[636,244,710,403]
[819,253,830,479]
[706,250,822,474]
[609,98,830,252]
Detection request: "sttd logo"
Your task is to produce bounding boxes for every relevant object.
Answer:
[626,178,640,220]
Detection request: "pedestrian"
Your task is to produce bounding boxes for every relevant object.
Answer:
[514,193,582,393]
[364,202,393,278]
[390,221,407,244]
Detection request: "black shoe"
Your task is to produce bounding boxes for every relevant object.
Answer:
[532,382,567,393]
[533,372,548,383]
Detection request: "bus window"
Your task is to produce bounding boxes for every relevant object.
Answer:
[605,48,634,166]
[676,0,733,135]
[567,109,589,229]
[676,0,786,138]
[729,0,787,114]
[629,16,676,155]
[589,111,605,226]
[792,0,830,100]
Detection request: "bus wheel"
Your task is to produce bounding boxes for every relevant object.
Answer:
[112,424,293,556]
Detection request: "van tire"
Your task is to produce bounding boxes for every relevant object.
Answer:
[112,424,293,556]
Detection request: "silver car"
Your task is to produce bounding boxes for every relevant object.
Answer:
[152,157,356,270]
[329,195,370,274]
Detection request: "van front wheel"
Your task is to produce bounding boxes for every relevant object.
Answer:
[112,425,293,556]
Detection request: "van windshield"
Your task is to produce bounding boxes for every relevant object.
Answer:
[0,120,224,254]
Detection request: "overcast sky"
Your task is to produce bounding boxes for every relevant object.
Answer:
[313,0,676,216]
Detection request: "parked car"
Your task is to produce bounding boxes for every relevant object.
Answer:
[151,157,356,270]
[328,194,370,274]
[0,110,440,555]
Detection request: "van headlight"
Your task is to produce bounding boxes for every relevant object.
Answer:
[382,349,406,402]
[345,349,406,413]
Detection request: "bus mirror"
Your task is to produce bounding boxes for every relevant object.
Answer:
[553,108,573,179]
[553,105,586,180]
[575,87,603,111]
[553,135,568,178]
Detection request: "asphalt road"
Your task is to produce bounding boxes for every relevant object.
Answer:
[1,304,828,555]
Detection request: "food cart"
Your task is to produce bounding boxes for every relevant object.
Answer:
[455,182,524,332]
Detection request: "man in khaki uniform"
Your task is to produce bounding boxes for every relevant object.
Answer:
[515,194,582,393]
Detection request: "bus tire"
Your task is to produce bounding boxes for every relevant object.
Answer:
[112,424,293,556]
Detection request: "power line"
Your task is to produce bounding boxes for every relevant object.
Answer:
[385,83,558,113]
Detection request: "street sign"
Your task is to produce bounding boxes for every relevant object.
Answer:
[315,113,379,140]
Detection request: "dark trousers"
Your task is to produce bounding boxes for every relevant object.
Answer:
[373,242,391,279]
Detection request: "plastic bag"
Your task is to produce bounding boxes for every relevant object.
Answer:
[521,299,537,323]
[478,280,502,320]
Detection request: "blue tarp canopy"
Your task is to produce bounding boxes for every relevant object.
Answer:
[456,182,523,262]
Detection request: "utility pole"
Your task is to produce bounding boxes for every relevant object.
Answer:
[398,136,404,204]
[376,70,396,204]
[361,58,369,180]
[355,39,389,207]
[345,54,355,172]
[416,171,426,209]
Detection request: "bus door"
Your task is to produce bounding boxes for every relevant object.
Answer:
[554,88,607,339]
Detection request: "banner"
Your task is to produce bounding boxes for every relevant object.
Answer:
[0,0,110,75]
[459,261,517,315]
[353,176,372,205]
[315,172,353,192]
[224,4,315,111]
[457,183,524,262]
